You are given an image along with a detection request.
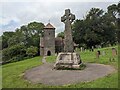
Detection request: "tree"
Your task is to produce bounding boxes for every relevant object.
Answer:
[100,12,117,45]
[2,21,45,64]
[2,32,15,49]
[72,8,104,48]
[72,19,86,47]
[72,3,118,48]
[27,22,44,36]
[118,2,120,43]
[57,32,64,39]
[107,4,118,18]
[27,22,44,55]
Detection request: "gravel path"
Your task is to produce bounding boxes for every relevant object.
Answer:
[24,63,116,86]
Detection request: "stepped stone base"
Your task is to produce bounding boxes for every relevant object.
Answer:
[54,52,82,69]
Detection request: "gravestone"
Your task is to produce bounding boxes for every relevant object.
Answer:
[91,46,94,52]
[80,47,83,52]
[102,51,106,56]
[96,50,100,59]
[54,9,82,69]
[109,48,117,62]
[112,48,117,56]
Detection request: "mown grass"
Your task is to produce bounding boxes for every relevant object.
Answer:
[80,46,118,69]
[2,57,43,88]
[45,55,56,63]
[2,45,118,88]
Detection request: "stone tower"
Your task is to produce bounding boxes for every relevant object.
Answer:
[40,23,55,56]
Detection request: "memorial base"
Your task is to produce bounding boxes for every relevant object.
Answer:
[54,52,82,69]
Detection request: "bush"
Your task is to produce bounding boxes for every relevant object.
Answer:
[2,44,26,63]
[26,46,38,58]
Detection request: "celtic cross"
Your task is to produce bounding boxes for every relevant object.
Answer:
[61,9,75,52]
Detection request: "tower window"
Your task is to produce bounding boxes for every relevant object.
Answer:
[49,33,50,35]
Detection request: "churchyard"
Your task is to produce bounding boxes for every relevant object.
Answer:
[1,2,119,89]
[2,45,118,88]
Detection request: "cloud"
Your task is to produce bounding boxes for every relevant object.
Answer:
[0,1,119,36]
[0,0,119,2]
[0,19,20,34]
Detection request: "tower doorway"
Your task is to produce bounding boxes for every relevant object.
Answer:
[47,51,51,56]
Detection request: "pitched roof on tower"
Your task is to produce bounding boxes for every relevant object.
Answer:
[44,23,55,29]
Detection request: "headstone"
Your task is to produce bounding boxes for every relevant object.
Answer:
[109,44,111,47]
[112,48,117,56]
[99,45,102,48]
[102,51,106,56]
[54,9,82,69]
[109,48,117,62]
[91,46,94,52]
[96,50,100,59]
[80,47,83,52]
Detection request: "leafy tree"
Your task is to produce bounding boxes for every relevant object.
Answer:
[2,21,44,63]
[57,32,64,39]
[27,22,44,54]
[27,22,44,36]
[107,4,118,18]
[72,19,86,47]
[2,32,15,49]
[118,2,120,43]
[72,3,118,48]
[100,12,117,46]
[73,8,104,48]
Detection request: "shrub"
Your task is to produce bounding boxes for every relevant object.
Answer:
[26,46,38,58]
[2,44,26,63]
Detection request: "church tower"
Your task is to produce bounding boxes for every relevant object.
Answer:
[40,23,55,56]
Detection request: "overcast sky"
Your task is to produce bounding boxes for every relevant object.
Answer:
[0,0,119,36]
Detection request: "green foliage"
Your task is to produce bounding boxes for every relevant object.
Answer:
[2,21,44,49]
[2,32,15,49]
[107,4,118,17]
[26,46,38,57]
[57,32,64,39]
[2,44,26,63]
[72,3,118,48]
[2,21,44,64]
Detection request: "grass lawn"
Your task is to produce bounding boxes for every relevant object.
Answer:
[2,46,118,88]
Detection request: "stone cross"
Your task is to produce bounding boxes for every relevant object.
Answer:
[61,9,75,52]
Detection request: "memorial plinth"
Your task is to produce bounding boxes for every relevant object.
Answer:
[54,52,82,69]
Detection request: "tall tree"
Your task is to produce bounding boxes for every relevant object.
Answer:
[72,3,118,48]
[2,32,15,49]
[57,32,64,39]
